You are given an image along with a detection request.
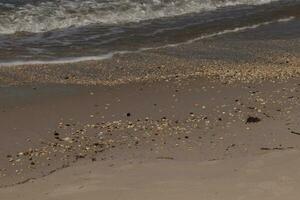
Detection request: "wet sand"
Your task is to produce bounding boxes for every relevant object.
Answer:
[1,17,300,199]
[2,150,300,200]
[1,77,300,188]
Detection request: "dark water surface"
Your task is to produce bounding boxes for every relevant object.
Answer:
[0,0,299,65]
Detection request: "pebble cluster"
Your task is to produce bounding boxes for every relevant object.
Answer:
[0,51,299,86]
[1,114,214,177]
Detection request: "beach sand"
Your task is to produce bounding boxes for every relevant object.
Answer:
[1,17,300,199]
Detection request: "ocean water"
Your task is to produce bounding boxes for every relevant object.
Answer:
[0,0,299,65]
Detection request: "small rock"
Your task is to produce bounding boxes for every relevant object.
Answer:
[246,116,261,123]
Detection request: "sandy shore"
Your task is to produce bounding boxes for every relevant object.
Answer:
[1,17,300,199]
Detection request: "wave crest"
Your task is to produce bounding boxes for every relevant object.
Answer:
[0,0,276,34]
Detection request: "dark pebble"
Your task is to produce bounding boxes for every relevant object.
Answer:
[246,116,261,123]
[260,147,271,150]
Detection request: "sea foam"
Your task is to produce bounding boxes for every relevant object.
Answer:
[0,0,278,34]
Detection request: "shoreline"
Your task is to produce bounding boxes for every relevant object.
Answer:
[0,17,299,86]
[0,48,299,86]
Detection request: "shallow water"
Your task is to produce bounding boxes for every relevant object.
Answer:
[0,0,299,65]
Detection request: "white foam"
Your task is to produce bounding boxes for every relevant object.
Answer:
[0,0,278,34]
[0,16,294,67]
[163,16,296,47]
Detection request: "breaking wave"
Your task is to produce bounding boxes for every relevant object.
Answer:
[0,0,277,34]
[0,16,294,67]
